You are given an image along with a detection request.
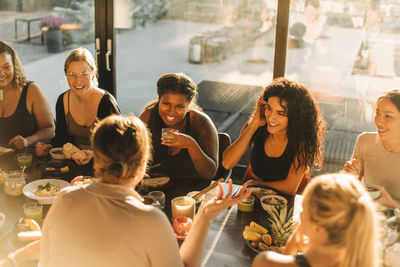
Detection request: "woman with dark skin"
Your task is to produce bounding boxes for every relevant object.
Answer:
[140,73,218,179]
[0,41,54,149]
[222,78,326,195]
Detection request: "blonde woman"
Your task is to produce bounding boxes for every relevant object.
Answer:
[0,40,54,149]
[344,89,400,208]
[36,47,120,164]
[252,173,380,267]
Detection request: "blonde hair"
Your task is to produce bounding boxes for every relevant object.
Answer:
[91,115,152,185]
[0,40,27,88]
[303,173,381,267]
[64,47,98,87]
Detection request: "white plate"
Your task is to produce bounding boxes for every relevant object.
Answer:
[23,179,70,205]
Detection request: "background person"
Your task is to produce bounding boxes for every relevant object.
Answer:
[35,47,120,164]
[252,173,381,267]
[0,40,54,149]
[222,78,326,195]
[344,89,400,208]
[140,73,218,179]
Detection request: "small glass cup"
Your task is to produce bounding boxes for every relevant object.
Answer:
[237,195,255,212]
[171,196,195,220]
[161,128,179,139]
[148,191,165,209]
[143,196,162,209]
[186,191,204,212]
[23,201,43,221]
[17,152,33,168]
[4,171,26,196]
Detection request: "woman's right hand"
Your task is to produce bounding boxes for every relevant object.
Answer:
[250,98,267,128]
[343,158,360,175]
[35,142,52,156]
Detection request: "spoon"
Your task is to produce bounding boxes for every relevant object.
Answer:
[19,166,26,178]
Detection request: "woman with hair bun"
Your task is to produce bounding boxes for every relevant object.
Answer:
[252,172,381,267]
[222,77,326,195]
[140,73,218,179]
[34,114,250,267]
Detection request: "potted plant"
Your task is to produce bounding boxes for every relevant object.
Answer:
[40,16,66,53]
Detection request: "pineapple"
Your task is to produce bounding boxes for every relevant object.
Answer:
[266,205,295,247]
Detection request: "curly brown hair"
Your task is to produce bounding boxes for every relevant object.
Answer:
[0,40,27,88]
[262,77,326,171]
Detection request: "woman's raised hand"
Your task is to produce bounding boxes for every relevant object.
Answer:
[197,179,251,223]
[161,131,195,149]
[343,158,360,176]
[250,98,267,128]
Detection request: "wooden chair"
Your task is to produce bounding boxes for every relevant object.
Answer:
[215,133,232,182]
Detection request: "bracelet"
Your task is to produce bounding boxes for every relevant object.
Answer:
[7,253,18,267]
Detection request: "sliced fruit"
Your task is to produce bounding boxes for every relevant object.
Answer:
[25,219,40,231]
[243,230,261,241]
[250,221,268,234]
[261,234,272,246]
[60,166,69,173]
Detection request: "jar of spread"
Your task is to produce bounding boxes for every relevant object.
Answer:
[238,195,255,212]
[4,171,26,196]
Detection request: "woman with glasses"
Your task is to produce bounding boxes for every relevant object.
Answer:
[36,47,120,164]
[0,41,55,149]
[222,78,326,195]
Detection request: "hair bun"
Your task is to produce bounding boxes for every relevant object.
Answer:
[108,161,128,178]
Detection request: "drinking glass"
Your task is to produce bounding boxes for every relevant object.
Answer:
[171,196,195,220]
[186,191,204,212]
[161,128,179,139]
[148,191,165,209]
[143,196,161,209]
[17,153,33,168]
[23,201,43,221]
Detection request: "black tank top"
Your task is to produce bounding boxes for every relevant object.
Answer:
[148,103,197,178]
[0,82,37,144]
[250,126,293,181]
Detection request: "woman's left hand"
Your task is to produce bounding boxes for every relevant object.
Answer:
[8,135,28,149]
[197,179,251,223]
[161,132,195,149]
[74,150,93,165]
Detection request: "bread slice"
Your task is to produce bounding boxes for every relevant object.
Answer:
[63,143,86,161]
[142,177,170,188]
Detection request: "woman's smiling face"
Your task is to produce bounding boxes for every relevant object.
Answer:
[66,60,93,96]
[374,97,400,141]
[264,96,288,136]
[0,52,14,89]
[158,92,190,127]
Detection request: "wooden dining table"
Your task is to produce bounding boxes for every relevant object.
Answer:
[0,150,303,267]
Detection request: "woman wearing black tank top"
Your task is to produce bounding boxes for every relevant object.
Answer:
[252,173,380,267]
[222,78,325,195]
[140,73,218,179]
[0,41,54,149]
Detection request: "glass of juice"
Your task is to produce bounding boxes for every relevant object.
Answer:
[171,196,195,221]
[23,201,43,221]
[17,153,33,168]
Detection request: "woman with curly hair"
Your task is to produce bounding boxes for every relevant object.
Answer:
[0,40,54,149]
[222,77,326,195]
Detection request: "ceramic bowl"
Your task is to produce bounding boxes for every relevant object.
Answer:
[49,147,66,160]
[260,195,287,212]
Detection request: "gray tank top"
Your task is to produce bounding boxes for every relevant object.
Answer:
[66,92,94,147]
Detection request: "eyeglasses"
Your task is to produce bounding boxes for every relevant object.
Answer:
[67,72,91,81]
